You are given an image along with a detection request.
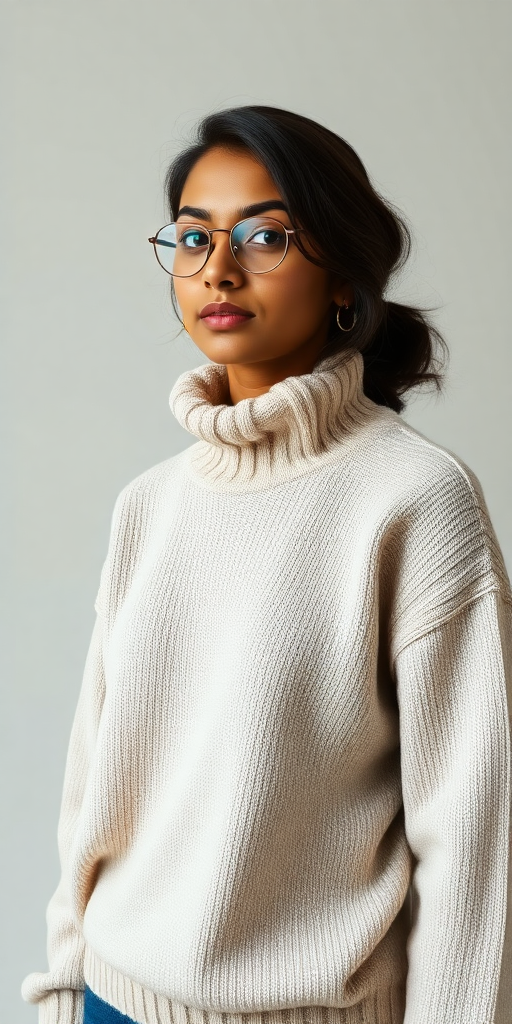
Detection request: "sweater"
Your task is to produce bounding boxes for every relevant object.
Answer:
[21,342,512,1024]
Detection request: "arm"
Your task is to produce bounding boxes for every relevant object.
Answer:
[21,607,106,1024]
[394,588,512,1024]
[21,473,146,1022]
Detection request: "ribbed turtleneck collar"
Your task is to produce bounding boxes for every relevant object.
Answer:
[169,344,378,492]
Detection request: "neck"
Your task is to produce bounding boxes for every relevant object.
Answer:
[223,338,336,406]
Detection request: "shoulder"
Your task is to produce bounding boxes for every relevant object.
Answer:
[350,407,505,555]
[365,408,490,514]
[105,447,194,550]
[94,450,188,616]
[111,449,189,518]
[386,418,507,580]
[372,415,512,657]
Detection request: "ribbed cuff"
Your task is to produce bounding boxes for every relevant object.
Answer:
[38,988,84,1024]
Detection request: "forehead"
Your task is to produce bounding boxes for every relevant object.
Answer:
[179,146,282,214]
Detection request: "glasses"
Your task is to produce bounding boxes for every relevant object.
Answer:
[148,216,304,277]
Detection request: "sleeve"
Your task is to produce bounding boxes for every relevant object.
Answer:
[20,608,106,1024]
[20,481,139,1024]
[394,587,512,1024]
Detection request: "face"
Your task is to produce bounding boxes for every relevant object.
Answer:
[172,146,352,392]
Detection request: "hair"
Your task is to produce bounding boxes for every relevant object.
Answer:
[163,105,448,413]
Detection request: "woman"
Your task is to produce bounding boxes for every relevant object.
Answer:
[22,105,512,1024]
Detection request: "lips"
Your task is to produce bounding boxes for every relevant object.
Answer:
[200,302,254,318]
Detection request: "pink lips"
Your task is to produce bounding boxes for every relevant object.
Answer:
[199,301,255,330]
[200,301,255,317]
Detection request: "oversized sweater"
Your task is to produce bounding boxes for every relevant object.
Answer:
[21,343,512,1024]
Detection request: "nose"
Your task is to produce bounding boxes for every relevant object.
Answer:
[200,229,245,290]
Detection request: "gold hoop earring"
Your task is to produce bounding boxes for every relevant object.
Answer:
[336,304,357,333]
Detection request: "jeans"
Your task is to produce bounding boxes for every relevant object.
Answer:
[83,984,139,1024]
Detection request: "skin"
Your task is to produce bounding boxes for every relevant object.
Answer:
[173,146,354,406]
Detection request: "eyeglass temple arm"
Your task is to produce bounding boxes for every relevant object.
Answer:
[148,237,177,248]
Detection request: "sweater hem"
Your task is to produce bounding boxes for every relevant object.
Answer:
[84,945,407,1024]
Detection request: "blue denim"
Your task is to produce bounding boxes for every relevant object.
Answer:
[84,984,139,1024]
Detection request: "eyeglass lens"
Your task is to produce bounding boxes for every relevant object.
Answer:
[152,217,289,276]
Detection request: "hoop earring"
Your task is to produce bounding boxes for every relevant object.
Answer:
[336,304,358,333]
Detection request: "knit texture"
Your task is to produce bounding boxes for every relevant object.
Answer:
[21,344,512,1024]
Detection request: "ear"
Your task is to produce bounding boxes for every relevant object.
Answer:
[332,281,355,308]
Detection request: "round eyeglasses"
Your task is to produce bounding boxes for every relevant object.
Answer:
[148,216,304,277]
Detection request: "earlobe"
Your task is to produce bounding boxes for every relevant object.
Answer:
[333,284,355,308]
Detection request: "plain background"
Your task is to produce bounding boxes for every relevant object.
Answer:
[2,2,511,1021]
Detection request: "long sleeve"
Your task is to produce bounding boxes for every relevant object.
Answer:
[21,479,144,1023]
[394,588,512,1024]
[21,606,106,1024]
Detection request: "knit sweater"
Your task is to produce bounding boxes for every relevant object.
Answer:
[21,343,512,1024]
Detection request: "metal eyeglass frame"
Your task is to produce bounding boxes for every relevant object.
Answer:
[147,217,306,277]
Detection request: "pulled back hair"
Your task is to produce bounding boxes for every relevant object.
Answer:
[164,105,448,413]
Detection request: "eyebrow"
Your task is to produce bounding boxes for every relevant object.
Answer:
[176,200,290,221]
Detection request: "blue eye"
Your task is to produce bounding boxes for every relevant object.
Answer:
[179,229,209,249]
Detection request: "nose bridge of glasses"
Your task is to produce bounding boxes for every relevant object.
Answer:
[205,226,241,267]
[209,226,236,249]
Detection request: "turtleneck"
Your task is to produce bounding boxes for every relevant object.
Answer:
[169,343,382,492]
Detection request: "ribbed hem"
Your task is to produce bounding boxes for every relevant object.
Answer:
[38,987,84,1024]
[84,946,406,1024]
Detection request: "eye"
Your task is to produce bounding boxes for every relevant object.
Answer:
[178,227,210,249]
[247,227,284,247]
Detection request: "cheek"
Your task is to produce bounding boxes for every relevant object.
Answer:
[262,261,330,320]
[173,280,193,311]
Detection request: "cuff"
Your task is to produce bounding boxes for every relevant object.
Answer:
[38,988,84,1024]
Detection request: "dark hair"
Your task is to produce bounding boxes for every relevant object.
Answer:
[164,105,448,413]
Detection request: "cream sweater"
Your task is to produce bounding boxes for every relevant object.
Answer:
[22,344,512,1024]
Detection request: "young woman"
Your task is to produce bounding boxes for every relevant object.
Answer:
[22,105,512,1024]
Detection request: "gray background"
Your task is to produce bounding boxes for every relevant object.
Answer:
[2,2,511,1021]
